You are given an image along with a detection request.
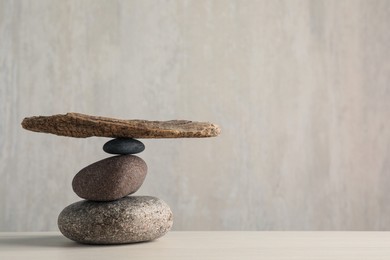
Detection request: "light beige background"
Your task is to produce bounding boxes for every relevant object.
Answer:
[1,0,390,231]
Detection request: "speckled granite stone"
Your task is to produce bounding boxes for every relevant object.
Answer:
[72,155,147,201]
[58,196,173,244]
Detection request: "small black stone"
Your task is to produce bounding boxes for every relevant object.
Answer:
[103,138,145,155]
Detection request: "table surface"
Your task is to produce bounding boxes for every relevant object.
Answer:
[2,231,390,259]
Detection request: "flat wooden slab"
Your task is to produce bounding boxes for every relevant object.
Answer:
[21,113,221,138]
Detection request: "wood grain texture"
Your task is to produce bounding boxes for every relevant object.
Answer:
[21,113,221,138]
[1,0,390,231]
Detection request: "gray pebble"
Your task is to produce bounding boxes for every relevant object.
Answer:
[58,196,173,244]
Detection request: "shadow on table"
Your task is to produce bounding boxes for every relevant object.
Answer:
[0,234,159,248]
[0,235,83,248]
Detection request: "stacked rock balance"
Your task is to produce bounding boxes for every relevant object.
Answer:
[21,113,221,245]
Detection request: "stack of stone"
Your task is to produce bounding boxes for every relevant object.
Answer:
[21,113,220,245]
[58,138,173,244]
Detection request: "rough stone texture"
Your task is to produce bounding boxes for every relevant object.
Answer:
[103,138,145,155]
[58,196,173,244]
[21,113,221,138]
[72,155,147,201]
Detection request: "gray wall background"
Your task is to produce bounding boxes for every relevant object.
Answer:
[1,0,390,231]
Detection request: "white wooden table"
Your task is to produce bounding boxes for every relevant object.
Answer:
[1,231,390,259]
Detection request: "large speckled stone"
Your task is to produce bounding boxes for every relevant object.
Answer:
[58,196,173,244]
[72,155,147,201]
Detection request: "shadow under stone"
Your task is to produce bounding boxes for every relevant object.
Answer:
[0,234,83,248]
[0,234,160,248]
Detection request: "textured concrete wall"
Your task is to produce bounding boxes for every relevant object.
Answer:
[1,0,390,231]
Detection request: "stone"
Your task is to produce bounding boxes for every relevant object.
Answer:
[58,196,173,244]
[21,112,221,138]
[103,138,145,155]
[72,155,147,201]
